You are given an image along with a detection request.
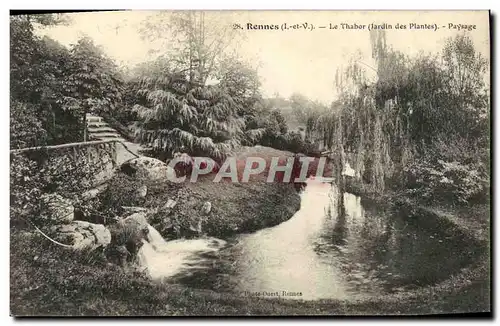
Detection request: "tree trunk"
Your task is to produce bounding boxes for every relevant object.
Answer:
[83,111,87,142]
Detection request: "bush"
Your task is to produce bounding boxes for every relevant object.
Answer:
[10,146,116,221]
[98,173,147,211]
[259,130,315,154]
[10,154,45,220]
[10,100,47,149]
[403,159,488,205]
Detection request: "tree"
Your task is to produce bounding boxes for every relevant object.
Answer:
[132,12,249,161]
[289,92,325,142]
[10,14,83,146]
[216,54,262,112]
[140,11,242,86]
[441,34,489,142]
[64,37,124,140]
[131,56,243,161]
[321,29,489,200]
[11,13,125,146]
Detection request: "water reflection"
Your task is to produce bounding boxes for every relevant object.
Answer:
[145,180,482,300]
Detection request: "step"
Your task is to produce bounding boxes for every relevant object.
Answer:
[89,135,125,142]
[87,121,109,128]
[86,117,102,123]
[88,126,117,133]
[95,133,126,140]
[90,132,122,138]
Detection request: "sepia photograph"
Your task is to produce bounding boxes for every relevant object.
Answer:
[9,9,491,317]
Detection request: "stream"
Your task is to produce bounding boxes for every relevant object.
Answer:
[138,179,482,301]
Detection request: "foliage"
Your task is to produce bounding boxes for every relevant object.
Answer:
[140,11,242,85]
[316,30,489,205]
[98,173,149,210]
[10,15,124,147]
[10,145,116,219]
[403,159,488,205]
[11,16,81,145]
[289,92,327,142]
[65,37,124,116]
[132,74,243,161]
[10,99,47,149]
[240,97,318,154]
[125,41,265,161]
[129,12,261,161]
[10,154,45,220]
[259,130,314,154]
[217,54,262,112]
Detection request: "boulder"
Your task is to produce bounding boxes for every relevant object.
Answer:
[121,206,151,216]
[136,185,148,198]
[109,212,150,257]
[201,201,212,215]
[122,212,149,228]
[50,221,111,250]
[104,244,129,266]
[119,157,176,181]
[40,193,74,225]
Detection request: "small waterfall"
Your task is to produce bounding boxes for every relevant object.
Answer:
[137,223,227,280]
[146,224,167,249]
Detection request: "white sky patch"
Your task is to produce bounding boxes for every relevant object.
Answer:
[35,10,490,105]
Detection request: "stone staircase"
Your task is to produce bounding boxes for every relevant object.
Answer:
[86,114,142,165]
[86,114,127,142]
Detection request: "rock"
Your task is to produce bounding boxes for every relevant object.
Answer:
[105,244,129,266]
[165,199,177,209]
[40,193,74,225]
[109,212,150,257]
[201,201,212,215]
[50,221,111,250]
[136,185,148,198]
[122,212,149,228]
[119,157,176,181]
[189,219,203,235]
[121,206,151,215]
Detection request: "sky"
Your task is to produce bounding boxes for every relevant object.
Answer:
[36,10,490,105]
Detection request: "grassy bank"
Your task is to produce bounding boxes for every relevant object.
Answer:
[10,227,490,316]
[99,145,302,238]
[10,147,490,316]
[343,177,491,314]
[11,146,305,316]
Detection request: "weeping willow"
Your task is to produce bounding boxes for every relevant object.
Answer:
[313,30,414,194]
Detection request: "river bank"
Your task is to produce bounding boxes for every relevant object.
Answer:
[345,175,489,240]
[99,145,302,239]
[10,146,305,316]
[341,176,490,314]
[10,150,490,316]
[10,224,490,316]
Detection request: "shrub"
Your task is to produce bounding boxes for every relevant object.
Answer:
[97,173,148,212]
[403,159,488,205]
[10,100,47,149]
[10,154,45,220]
[259,130,315,154]
[10,145,116,221]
